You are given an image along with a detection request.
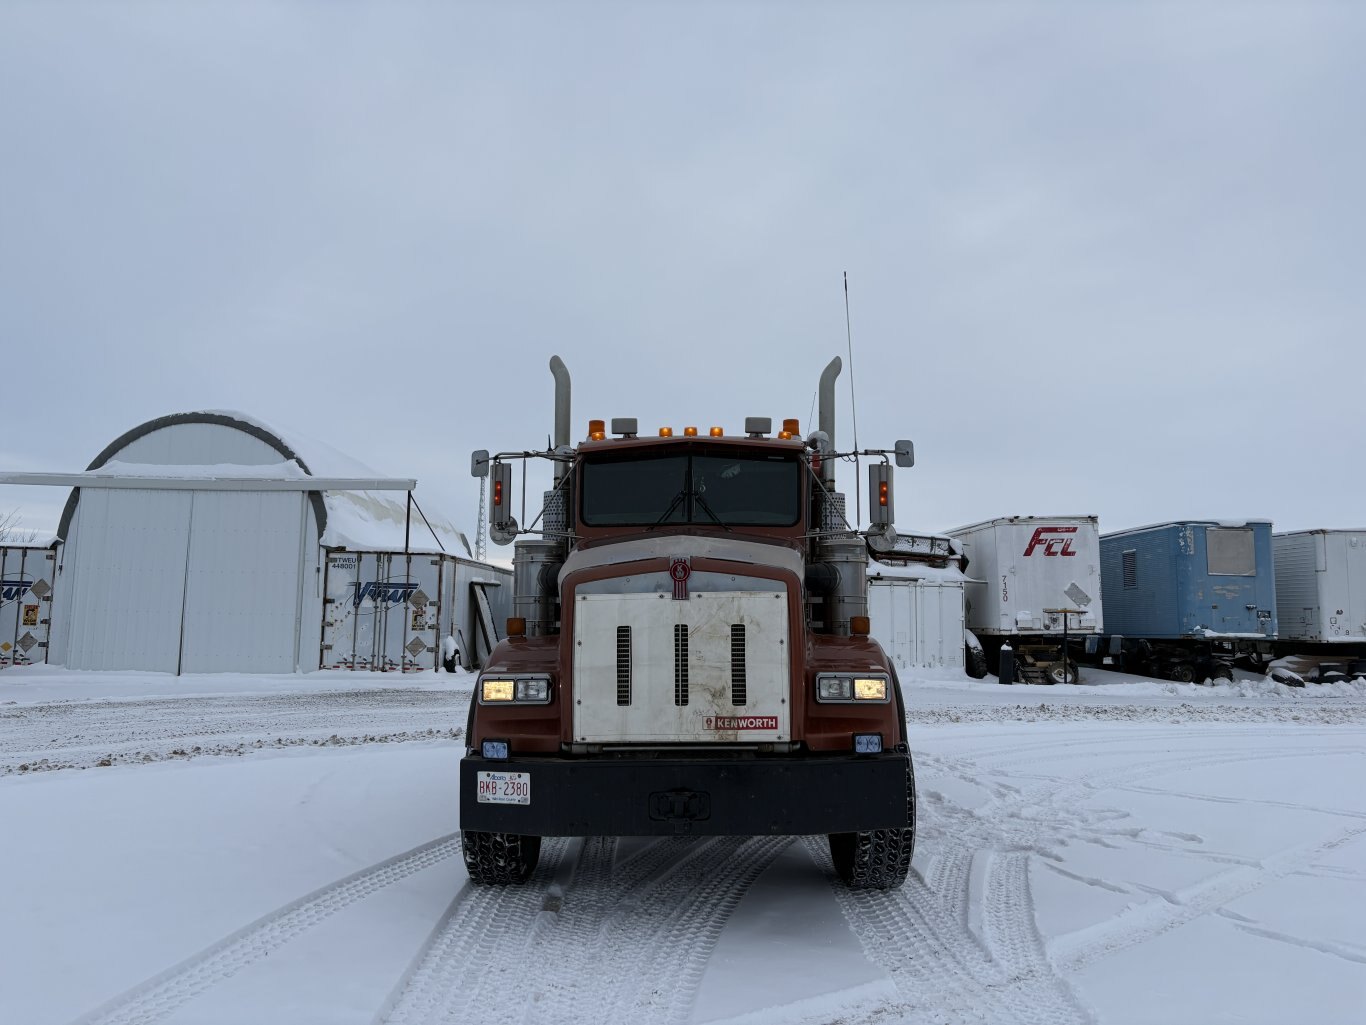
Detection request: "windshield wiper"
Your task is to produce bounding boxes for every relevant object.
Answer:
[693,491,733,532]
[646,489,689,530]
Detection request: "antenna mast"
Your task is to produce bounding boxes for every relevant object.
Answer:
[844,271,861,529]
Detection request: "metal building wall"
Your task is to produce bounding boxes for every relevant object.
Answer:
[56,488,315,673]
[61,488,194,672]
[179,491,310,673]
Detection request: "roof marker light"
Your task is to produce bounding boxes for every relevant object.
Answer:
[588,419,606,441]
[659,427,673,438]
[783,418,800,435]
[709,426,723,437]
[683,426,698,437]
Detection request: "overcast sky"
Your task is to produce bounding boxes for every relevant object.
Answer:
[2,1,1362,546]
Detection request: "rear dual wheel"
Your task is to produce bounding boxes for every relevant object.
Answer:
[829,760,916,890]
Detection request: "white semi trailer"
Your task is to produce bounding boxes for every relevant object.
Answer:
[1271,529,1366,681]
[945,515,1104,684]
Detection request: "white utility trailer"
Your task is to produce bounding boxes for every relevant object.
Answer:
[867,562,966,674]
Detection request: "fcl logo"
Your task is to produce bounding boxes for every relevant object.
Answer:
[1023,526,1078,557]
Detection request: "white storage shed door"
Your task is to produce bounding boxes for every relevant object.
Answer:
[64,489,307,673]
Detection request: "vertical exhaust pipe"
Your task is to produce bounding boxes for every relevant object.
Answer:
[818,356,841,483]
[550,355,571,482]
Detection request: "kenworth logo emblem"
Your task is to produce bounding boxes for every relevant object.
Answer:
[1023,526,1078,557]
[669,557,692,600]
[705,716,778,730]
[354,581,420,606]
[1,580,34,602]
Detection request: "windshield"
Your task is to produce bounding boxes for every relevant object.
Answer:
[581,450,801,527]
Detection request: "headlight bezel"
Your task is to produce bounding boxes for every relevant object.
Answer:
[478,673,555,705]
[814,672,892,704]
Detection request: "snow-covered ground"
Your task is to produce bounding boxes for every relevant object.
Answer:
[2,665,1364,1025]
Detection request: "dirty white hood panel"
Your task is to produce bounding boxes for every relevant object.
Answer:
[572,590,790,743]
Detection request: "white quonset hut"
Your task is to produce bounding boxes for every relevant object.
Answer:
[7,411,510,675]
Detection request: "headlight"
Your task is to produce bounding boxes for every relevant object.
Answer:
[815,673,891,703]
[479,675,553,705]
[854,677,887,701]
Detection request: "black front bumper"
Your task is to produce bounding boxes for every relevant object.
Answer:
[459,751,912,837]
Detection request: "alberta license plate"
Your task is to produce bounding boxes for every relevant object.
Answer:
[476,770,531,805]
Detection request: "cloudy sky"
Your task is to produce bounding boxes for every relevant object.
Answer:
[2,1,1362,546]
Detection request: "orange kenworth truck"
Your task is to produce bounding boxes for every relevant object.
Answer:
[461,356,917,889]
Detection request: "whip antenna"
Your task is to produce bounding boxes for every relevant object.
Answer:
[844,271,861,528]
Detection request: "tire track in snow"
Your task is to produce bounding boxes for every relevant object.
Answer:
[819,740,1354,1024]
[380,834,790,1025]
[375,836,573,1025]
[1050,823,1366,971]
[68,833,463,1025]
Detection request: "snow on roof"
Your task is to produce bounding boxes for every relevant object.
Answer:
[76,410,471,557]
[1102,519,1274,540]
[867,559,970,583]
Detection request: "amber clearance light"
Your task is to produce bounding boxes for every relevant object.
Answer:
[588,419,606,441]
[709,426,724,437]
[659,427,674,438]
[683,426,698,437]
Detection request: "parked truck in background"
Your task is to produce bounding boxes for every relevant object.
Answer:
[946,515,1104,684]
[460,356,918,889]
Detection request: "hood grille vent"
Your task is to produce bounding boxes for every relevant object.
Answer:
[674,623,689,706]
[616,625,632,705]
[731,623,747,705]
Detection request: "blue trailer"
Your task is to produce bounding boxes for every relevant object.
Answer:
[1099,521,1277,681]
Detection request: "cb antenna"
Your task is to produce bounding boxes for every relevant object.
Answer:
[844,271,862,529]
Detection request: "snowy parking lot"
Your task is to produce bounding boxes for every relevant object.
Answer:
[2,667,1364,1025]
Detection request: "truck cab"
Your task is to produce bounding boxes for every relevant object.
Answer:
[461,357,917,890]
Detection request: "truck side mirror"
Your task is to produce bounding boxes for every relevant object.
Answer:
[868,463,893,527]
[894,440,914,468]
[471,450,490,477]
[489,462,518,545]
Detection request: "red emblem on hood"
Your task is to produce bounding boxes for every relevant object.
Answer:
[669,557,692,600]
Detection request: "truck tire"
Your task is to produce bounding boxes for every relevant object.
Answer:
[829,760,916,890]
[1169,663,1196,683]
[461,830,542,884]
[966,644,989,680]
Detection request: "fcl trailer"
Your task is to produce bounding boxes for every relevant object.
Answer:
[945,516,1103,684]
[1270,529,1366,682]
[1100,520,1277,682]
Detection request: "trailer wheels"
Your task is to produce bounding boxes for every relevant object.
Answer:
[1044,661,1078,685]
[461,830,542,884]
[1169,663,1196,683]
[829,760,916,890]
[965,644,989,680]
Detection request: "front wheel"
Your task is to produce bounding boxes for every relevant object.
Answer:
[829,760,916,890]
[462,830,542,884]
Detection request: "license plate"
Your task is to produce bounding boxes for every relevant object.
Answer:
[476,770,531,805]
